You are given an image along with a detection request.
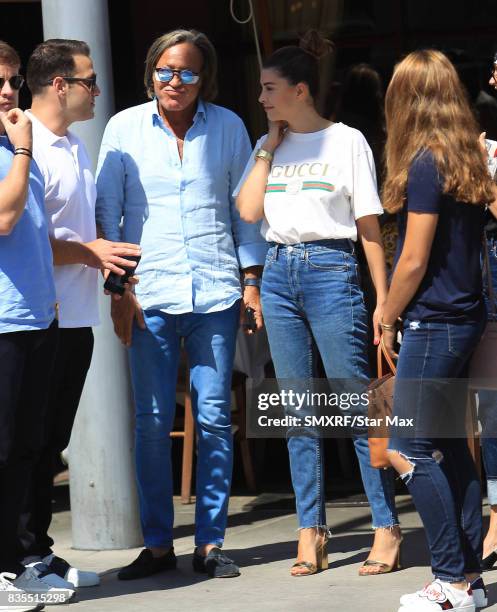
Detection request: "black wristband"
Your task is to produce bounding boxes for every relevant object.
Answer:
[14,147,32,158]
[244,277,261,288]
[14,150,32,158]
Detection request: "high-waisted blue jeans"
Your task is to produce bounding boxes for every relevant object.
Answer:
[389,318,485,582]
[261,239,398,530]
[128,301,240,548]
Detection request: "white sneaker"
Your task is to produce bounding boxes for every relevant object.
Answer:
[23,559,74,591]
[41,555,99,588]
[13,568,74,605]
[0,572,44,611]
[470,577,488,608]
[398,579,475,611]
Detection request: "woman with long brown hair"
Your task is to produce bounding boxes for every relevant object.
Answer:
[381,49,496,611]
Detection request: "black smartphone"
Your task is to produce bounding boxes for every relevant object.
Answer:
[244,306,257,333]
[103,255,141,296]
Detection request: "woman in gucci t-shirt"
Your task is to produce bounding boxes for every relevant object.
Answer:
[235,31,399,577]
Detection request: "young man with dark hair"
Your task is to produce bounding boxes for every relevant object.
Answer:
[0,40,74,611]
[25,39,90,97]
[17,39,141,590]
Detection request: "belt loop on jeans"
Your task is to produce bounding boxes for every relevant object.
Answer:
[274,243,281,260]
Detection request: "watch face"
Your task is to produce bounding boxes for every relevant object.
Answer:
[256,149,272,162]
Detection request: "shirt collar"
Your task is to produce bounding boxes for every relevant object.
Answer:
[25,110,71,146]
[150,98,207,126]
[194,99,207,122]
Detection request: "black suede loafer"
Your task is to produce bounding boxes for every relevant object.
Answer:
[118,548,177,580]
[192,547,240,578]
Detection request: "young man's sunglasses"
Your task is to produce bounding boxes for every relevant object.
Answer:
[44,75,98,92]
[0,75,24,90]
[154,67,200,85]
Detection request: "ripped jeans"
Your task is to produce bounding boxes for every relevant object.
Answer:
[389,318,485,582]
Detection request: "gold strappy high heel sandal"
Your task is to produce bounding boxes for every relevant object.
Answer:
[359,547,402,575]
[291,529,329,577]
[358,535,403,576]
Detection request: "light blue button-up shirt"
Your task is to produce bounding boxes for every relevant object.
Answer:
[0,137,56,333]
[96,100,267,314]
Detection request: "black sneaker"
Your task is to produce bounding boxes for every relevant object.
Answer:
[192,547,240,578]
[117,548,176,580]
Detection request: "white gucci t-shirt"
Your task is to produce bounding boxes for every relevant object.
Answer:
[235,122,383,244]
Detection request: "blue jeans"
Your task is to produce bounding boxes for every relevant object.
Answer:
[480,237,497,504]
[128,301,240,548]
[261,240,398,530]
[390,318,485,582]
[482,438,497,506]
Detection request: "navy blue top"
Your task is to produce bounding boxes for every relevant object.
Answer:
[395,151,485,322]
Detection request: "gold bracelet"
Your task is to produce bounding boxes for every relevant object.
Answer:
[380,320,396,331]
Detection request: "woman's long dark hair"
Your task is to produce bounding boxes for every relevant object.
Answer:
[262,30,333,100]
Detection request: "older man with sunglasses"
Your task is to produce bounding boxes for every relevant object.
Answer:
[96,29,267,580]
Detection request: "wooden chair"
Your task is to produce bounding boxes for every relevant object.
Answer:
[171,364,195,504]
[173,358,257,504]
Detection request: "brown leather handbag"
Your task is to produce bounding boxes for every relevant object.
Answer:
[367,339,397,468]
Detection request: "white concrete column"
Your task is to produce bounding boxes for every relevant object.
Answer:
[41,0,142,549]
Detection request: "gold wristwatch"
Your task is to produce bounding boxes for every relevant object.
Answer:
[254,148,274,164]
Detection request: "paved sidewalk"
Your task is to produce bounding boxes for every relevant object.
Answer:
[45,494,497,612]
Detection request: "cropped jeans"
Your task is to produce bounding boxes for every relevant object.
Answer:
[128,301,240,548]
[261,239,398,530]
[389,317,486,582]
[479,237,497,505]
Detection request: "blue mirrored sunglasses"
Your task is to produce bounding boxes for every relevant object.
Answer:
[154,67,200,85]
